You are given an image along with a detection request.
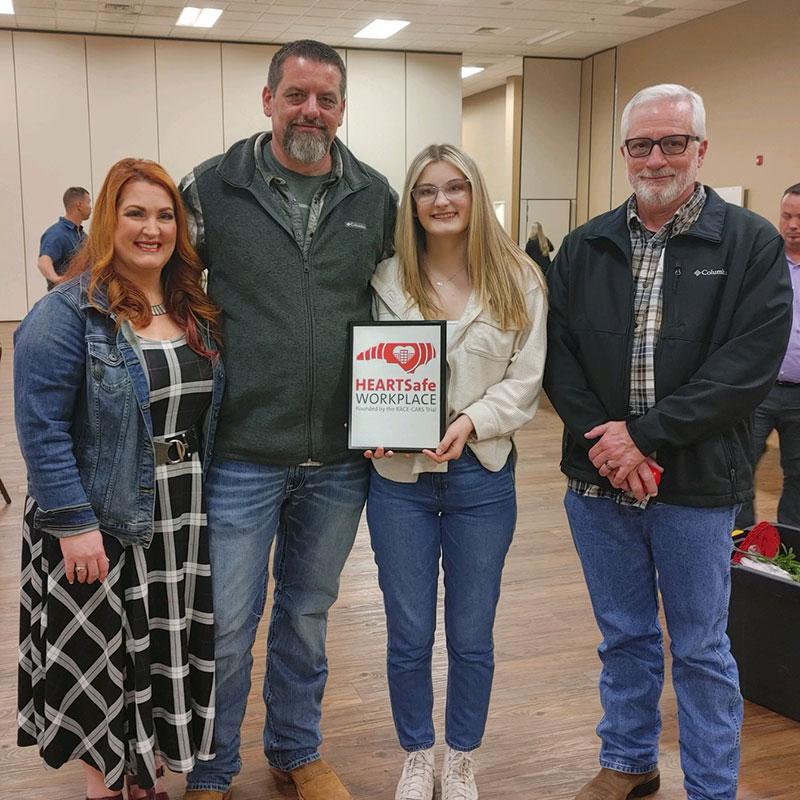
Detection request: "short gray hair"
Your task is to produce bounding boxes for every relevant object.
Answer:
[620,84,706,141]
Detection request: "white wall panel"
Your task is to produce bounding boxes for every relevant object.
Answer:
[156,41,224,185]
[221,43,277,150]
[405,52,462,161]
[0,32,27,321]
[14,32,92,310]
[86,37,158,197]
[520,58,581,201]
[345,49,405,193]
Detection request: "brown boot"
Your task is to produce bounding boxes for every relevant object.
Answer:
[271,758,352,800]
[575,767,660,799]
[182,791,232,800]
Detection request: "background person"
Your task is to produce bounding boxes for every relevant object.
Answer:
[15,158,223,800]
[366,144,547,800]
[736,183,800,529]
[180,39,397,800]
[544,84,792,800]
[38,185,92,288]
[524,221,554,273]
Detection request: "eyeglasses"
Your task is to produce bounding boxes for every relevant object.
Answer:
[624,134,701,158]
[410,178,471,205]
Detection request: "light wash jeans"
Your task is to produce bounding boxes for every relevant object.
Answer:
[186,457,369,792]
[367,448,516,752]
[564,490,742,800]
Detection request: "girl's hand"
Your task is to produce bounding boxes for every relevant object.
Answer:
[422,415,475,463]
[364,447,394,459]
[60,529,109,585]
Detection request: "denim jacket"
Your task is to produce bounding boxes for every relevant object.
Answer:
[14,272,224,546]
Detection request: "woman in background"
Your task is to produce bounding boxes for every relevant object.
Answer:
[366,144,547,800]
[525,221,554,273]
[15,158,223,800]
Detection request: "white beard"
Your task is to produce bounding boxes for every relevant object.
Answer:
[628,163,697,208]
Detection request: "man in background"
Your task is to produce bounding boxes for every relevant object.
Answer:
[37,186,91,288]
[737,183,800,529]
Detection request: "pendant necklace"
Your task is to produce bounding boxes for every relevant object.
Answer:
[151,303,167,316]
[428,264,467,288]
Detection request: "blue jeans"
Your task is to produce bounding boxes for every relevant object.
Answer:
[736,382,800,528]
[366,449,516,752]
[186,457,369,791]
[564,490,742,800]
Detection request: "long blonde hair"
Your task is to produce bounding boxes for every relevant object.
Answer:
[528,222,549,255]
[395,144,545,331]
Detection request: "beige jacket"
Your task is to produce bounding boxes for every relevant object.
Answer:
[369,255,547,482]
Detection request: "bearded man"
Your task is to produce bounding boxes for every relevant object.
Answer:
[180,39,397,800]
[544,84,791,800]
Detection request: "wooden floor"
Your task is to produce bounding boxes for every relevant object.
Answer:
[1,319,798,800]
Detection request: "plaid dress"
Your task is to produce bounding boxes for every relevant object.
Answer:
[18,334,215,792]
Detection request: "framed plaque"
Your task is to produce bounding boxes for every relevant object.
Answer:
[348,321,447,452]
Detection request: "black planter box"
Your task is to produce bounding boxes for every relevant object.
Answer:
[728,524,800,722]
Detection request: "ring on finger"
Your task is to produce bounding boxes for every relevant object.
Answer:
[75,566,87,573]
[604,460,612,470]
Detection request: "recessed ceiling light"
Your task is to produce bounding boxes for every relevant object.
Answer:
[526,30,560,44]
[353,19,410,39]
[461,66,484,78]
[0,0,15,14]
[536,30,575,46]
[176,6,222,27]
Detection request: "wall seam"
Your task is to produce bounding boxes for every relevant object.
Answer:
[610,47,618,210]
[517,58,526,243]
[11,32,29,313]
[153,40,160,164]
[587,55,594,221]
[84,37,94,198]
[219,42,225,150]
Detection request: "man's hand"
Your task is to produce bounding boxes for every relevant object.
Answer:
[614,457,663,500]
[586,420,647,483]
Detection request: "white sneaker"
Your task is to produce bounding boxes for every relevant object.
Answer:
[395,748,435,800]
[442,746,478,800]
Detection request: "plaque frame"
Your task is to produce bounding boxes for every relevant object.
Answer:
[347,320,447,452]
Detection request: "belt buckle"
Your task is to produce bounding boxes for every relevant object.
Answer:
[165,437,188,464]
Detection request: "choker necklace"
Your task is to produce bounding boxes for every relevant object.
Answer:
[427,264,467,288]
[151,303,167,316]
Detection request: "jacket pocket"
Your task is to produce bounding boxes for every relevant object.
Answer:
[88,341,128,391]
[464,319,517,362]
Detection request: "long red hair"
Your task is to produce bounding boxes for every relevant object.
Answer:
[66,158,219,359]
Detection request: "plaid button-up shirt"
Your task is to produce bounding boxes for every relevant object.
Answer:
[568,184,707,507]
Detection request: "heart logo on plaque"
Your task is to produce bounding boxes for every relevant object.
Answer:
[356,341,437,374]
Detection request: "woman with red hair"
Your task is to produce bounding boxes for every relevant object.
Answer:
[14,158,224,800]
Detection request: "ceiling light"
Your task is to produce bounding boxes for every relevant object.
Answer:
[461,66,484,78]
[537,30,575,46]
[354,19,410,39]
[526,30,560,44]
[176,6,222,27]
[0,0,14,14]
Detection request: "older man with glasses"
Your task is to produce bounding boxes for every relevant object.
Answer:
[544,84,792,800]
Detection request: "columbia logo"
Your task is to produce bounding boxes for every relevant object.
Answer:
[694,268,728,277]
[345,221,366,230]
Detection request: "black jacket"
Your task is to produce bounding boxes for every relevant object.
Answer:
[544,187,792,507]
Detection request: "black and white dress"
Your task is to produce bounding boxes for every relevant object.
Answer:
[18,334,215,792]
